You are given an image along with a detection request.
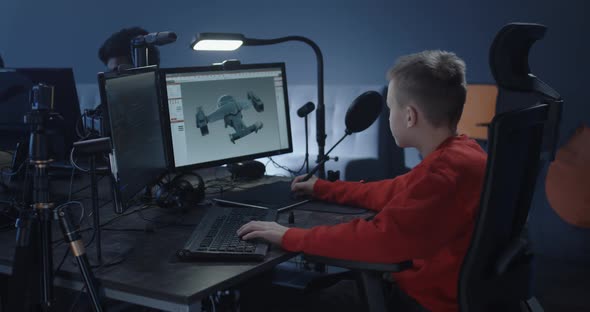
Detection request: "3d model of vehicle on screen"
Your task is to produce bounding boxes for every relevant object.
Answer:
[195,91,264,143]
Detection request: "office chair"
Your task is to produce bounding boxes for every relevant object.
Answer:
[457,102,555,312]
[305,22,562,312]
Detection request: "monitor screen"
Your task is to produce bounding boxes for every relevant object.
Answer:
[98,66,168,213]
[161,63,292,169]
[0,68,81,160]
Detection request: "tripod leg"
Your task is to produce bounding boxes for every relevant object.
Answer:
[57,206,104,312]
[38,206,53,311]
[31,158,54,311]
[9,210,37,311]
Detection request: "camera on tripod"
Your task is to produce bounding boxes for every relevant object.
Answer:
[24,83,55,163]
[8,82,104,312]
[30,83,52,111]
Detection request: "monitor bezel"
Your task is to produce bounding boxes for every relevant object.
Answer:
[97,65,169,213]
[159,62,293,170]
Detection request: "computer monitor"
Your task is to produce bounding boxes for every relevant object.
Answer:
[160,63,293,169]
[98,66,168,213]
[0,68,81,160]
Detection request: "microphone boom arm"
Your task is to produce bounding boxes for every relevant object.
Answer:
[302,130,350,182]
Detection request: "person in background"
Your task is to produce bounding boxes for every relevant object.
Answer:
[98,27,160,72]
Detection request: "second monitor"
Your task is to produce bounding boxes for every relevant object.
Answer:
[161,63,293,169]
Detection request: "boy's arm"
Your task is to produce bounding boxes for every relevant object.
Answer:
[312,177,404,212]
[283,171,473,263]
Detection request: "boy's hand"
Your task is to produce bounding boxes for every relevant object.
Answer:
[237,221,288,246]
[291,174,318,197]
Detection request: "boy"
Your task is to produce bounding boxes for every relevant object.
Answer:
[238,50,487,312]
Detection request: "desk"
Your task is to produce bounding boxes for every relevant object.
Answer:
[0,175,369,311]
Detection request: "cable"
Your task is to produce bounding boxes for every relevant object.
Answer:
[51,201,89,251]
[75,112,85,139]
[99,203,153,228]
[267,157,307,177]
[209,295,217,312]
[84,199,114,248]
[54,201,86,225]
[55,247,70,273]
[67,165,76,201]
[0,161,25,177]
[75,111,102,141]
[69,147,89,172]
[51,200,112,246]
[52,201,155,252]
[1,162,26,187]
[75,112,91,140]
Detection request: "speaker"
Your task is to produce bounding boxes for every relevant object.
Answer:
[155,173,205,211]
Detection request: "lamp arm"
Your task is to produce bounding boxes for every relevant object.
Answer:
[245,36,326,179]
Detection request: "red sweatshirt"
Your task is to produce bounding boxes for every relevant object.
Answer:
[282,135,487,312]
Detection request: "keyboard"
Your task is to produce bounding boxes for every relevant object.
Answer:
[177,206,277,261]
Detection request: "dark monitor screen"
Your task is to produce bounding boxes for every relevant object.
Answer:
[98,66,168,213]
[0,68,81,159]
[160,63,293,169]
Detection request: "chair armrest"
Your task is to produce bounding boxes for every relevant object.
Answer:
[304,254,413,272]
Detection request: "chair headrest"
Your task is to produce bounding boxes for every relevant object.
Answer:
[489,23,561,101]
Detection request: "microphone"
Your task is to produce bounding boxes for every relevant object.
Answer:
[298,102,316,174]
[297,102,315,118]
[301,91,383,182]
[132,31,178,46]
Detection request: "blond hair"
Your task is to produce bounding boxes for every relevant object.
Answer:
[387,50,467,129]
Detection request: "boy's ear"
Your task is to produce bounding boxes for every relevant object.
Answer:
[406,105,418,128]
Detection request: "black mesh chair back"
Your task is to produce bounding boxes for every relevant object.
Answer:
[458,103,552,312]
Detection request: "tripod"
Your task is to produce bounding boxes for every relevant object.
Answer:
[8,84,103,312]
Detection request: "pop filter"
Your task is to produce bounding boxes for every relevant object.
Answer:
[345,91,383,134]
[300,90,383,182]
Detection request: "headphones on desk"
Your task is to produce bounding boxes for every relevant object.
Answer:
[155,172,205,211]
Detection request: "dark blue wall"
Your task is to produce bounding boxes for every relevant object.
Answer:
[1,0,588,260]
